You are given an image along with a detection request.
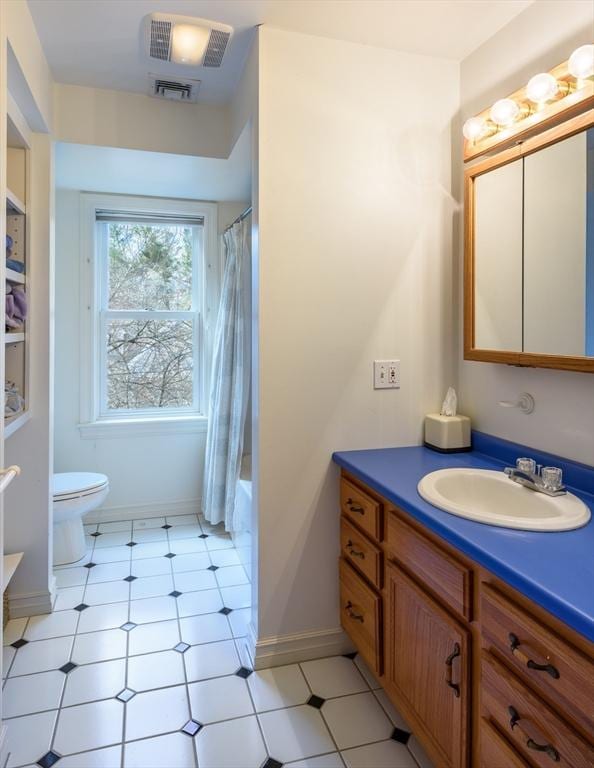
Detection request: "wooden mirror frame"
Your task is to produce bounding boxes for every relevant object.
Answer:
[464,109,594,373]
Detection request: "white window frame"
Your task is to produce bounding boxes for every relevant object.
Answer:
[78,193,218,438]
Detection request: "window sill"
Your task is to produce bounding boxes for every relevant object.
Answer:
[78,416,208,440]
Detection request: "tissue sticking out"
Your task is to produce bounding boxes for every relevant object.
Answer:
[441,387,458,417]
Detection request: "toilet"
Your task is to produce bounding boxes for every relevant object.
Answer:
[53,472,110,565]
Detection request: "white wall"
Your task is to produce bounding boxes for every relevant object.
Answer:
[457,0,594,464]
[255,26,458,649]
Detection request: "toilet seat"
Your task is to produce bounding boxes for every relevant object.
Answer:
[54,472,109,502]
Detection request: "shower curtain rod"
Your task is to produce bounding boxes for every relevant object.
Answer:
[224,205,252,232]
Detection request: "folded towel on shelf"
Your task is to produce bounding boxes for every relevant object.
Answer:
[5,283,27,331]
[6,258,25,274]
[5,381,25,419]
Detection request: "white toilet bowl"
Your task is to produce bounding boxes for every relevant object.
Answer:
[53,472,109,566]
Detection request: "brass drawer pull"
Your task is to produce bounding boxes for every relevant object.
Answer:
[346,498,365,515]
[346,540,365,559]
[344,600,364,623]
[508,706,560,762]
[445,642,461,697]
[509,633,560,679]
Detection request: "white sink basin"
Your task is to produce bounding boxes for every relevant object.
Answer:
[417,468,591,531]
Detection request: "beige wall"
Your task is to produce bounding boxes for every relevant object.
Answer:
[457,0,594,464]
[255,26,458,648]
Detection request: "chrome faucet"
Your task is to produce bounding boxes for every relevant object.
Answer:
[504,459,566,497]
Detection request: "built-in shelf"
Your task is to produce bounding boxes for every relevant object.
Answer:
[5,332,25,344]
[3,552,24,589]
[5,410,30,438]
[6,268,25,284]
[6,188,26,216]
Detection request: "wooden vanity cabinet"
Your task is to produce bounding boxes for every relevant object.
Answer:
[338,471,594,768]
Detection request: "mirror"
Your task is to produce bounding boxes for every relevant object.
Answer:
[465,115,594,372]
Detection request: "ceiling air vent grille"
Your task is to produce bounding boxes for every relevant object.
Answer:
[149,19,172,61]
[151,78,200,103]
[203,29,230,68]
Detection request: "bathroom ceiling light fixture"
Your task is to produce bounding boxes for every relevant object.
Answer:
[143,14,233,69]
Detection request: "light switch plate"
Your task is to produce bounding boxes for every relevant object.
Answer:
[374,360,400,389]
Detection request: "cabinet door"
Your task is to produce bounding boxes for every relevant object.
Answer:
[385,562,469,768]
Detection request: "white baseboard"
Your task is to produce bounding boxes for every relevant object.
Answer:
[8,578,56,619]
[84,497,202,524]
[246,624,353,670]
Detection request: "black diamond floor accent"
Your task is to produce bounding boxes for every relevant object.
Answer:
[173,642,190,653]
[11,638,28,649]
[262,759,283,768]
[219,607,233,615]
[169,590,182,598]
[307,694,325,709]
[83,562,96,569]
[120,622,137,632]
[162,524,172,530]
[181,719,202,736]
[124,575,137,582]
[116,688,136,703]
[37,751,61,768]
[235,666,253,679]
[343,651,357,660]
[391,727,411,745]
[90,531,102,538]
[198,533,209,539]
[207,565,219,571]
[73,603,89,612]
[59,662,77,674]
[164,552,176,559]
[126,541,137,547]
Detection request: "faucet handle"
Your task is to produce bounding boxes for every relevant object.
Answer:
[541,466,563,491]
[516,457,537,474]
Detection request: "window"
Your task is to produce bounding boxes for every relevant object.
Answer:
[79,195,218,437]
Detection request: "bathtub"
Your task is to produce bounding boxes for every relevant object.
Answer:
[232,454,252,577]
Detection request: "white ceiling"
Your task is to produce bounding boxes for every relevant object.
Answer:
[55,123,251,201]
[28,0,533,104]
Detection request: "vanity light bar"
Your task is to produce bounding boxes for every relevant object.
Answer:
[463,44,594,162]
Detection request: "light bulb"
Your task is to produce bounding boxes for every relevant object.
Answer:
[462,116,487,141]
[526,73,558,103]
[171,24,210,66]
[490,98,520,127]
[568,44,594,80]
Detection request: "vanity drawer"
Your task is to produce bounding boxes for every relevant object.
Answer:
[340,477,382,541]
[387,511,472,620]
[481,651,594,768]
[340,517,382,589]
[481,584,594,735]
[480,718,529,768]
[339,558,382,676]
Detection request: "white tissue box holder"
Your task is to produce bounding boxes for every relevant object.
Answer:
[424,414,471,453]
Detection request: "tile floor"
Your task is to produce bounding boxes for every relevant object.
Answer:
[2,513,432,768]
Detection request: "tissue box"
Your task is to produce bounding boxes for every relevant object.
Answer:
[424,414,471,453]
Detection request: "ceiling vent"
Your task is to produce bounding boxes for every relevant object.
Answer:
[143,13,232,68]
[149,75,201,103]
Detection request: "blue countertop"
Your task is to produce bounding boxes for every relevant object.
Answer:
[332,432,594,643]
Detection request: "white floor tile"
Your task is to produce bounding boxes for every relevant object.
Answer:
[125,685,189,741]
[173,570,217,593]
[91,546,132,564]
[87,561,131,584]
[354,654,381,690]
[248,664,310,712]
[287,755,344,768]
[85,523,99,532]
[3,617,27,645]
[228,607,251,638]
[3,710,57,768]
[131,542,171,560]
[166,514,199,526]
[196,715,267,768]
[84,580,130,606]
[341,740,417,768]
[176,588,223,618]
[77,602,129,634]
[300,657,369,699]
[127,619,180,656]
[10,636,74,676]
[59,745,123,768]
[168,538,207,555]
[259,705,335,763]
[188,674,253,722]
[54,699,124,754]
[407,735,435,768]
[133,517,166,530]
[130,556,172,578]
[2,671,64,717]
[124,732,196,768]
[184,639,240,682]
[205,534,234,551]
[215,565,250,588]
[63,658,127,706]
[95,531,133,548]
[130,527,168,544]
[171,552,211,573]
[179,613,232,645]
[168,524,202,540]
[208,549,241,568]
[98,520,133,533]
[373,689,411,731]
[127,650,185,691]
[25,610,78,641]
[323,692,393,750]
[72,628,128,665]
[3,646,16,676]
[219,584,251,609]
[55,550,93,568]
[129,595,177,624]
[54,567,89,588]
[130,574,174,600]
